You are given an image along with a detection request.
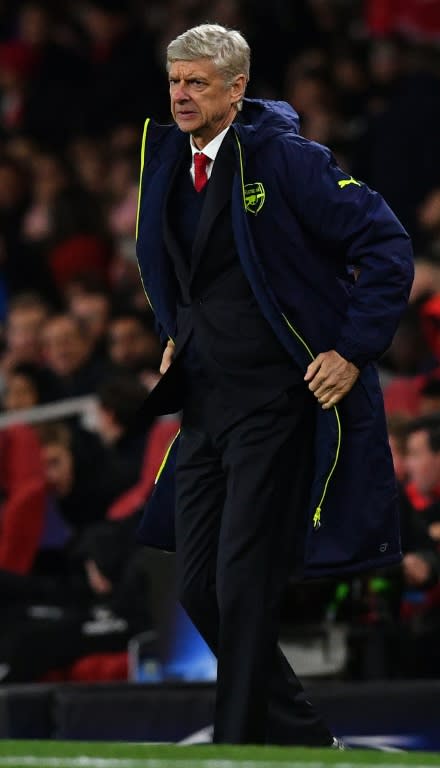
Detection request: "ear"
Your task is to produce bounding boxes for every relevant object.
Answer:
[230,74,247,106]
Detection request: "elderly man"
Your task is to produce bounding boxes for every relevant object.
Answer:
[135,23,414,746]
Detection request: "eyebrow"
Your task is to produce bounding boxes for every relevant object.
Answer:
[169,71,209,80]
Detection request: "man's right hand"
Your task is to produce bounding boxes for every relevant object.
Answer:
[160,339,175,374]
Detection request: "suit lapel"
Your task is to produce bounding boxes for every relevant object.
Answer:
[191,129,236,279]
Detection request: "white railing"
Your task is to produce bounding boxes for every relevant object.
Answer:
[0,396,99,431]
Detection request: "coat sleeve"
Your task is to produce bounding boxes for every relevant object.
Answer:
[278,137,415,368]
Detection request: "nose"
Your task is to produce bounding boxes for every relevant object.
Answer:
[172,81,189,102]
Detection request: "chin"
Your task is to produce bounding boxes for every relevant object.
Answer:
[175,116,200,133]
[178,123,199,134]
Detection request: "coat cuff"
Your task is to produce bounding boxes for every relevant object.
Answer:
[334,340,368,370]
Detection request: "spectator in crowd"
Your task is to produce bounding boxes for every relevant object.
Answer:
[47,235,112,298]
[352,40,440,247]
[387,412,410,484]
[0,156,28,309]
[38,421,112,532]
[386,414,440,594]
[404,415,440,515]
[0,423,46,575]
[106,413,180,523]
[0,292,50,387]
[80,515,153,642]
[396,418,440,677]
[403,416,440,548]
[41,313,113,398]
[77,0,167,135]
[3,1,87,149]
[0,156,56,302]
[338,412,440,680]
[417,187,440,257]
[105,150,139,239]
[380,303,437,378]
[68,136,107,198]
[21,151,69,245]
[1,362,49,411]
[344,496,440,680]
[418,377,440,416]
[108,236,154,314]
[95,373,150,491]
[0,39,35,141]
[0,417,153,683]
[107,310,162,376]
[37,375,152,550]
[68,285,113,357]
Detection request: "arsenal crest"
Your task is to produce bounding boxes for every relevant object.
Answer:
[244,182,265,214]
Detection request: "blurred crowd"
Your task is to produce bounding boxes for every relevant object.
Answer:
[1,0,440,682]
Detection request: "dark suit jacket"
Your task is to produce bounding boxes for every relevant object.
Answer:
[143,129,298,423]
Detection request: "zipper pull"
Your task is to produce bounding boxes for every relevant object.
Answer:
[313,507,321,529]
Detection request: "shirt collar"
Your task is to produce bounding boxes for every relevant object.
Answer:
[190,125,231,163]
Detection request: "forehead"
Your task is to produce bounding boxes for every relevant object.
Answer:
[408,430,430,449]
[8,372,33,385]
[111,317,142,333]
[9,306,45,323]
[44,442,69,457]
[73,293,108,311]
[44,318,78,339]
[168,58,220,80]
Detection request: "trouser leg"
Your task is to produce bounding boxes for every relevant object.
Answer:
[175,390,332,745]
[213,388,325,743]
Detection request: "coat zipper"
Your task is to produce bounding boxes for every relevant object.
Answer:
[281,314,342,529]
[135,117,156,317]
[234,130,342,529]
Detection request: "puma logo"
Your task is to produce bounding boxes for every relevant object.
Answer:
[338,176,362,189]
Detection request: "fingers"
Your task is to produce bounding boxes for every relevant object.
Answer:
[321,392,343,409]
[304,356,323,382]
[304,350,359,409]
[160,341,175,375]
[160,352,172,374]
[317,388,343,409]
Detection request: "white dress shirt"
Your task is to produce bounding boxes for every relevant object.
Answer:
[189,125,231,185]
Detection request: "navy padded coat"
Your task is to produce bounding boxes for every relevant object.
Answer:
[135,98,414,579]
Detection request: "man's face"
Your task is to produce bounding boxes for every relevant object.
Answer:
[42,442,74,497]
[3,373,39,411]
[7,307,47,359]
[69,293,110,343]
[108,317,160,369]
[169,58,245,148]
[42,316,89,377]
[405,430,440,495]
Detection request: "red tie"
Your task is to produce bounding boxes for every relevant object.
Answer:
[193,152,210,192]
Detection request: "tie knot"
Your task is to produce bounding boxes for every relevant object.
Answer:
[194,152,210,192]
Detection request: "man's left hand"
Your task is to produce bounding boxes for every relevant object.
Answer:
[304,350,360,409]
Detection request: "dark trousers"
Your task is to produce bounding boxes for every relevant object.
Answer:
[175,383,333,745]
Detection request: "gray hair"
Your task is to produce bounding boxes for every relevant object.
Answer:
[166,23,250,88]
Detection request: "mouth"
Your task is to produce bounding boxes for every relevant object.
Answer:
[175,110,198,120]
